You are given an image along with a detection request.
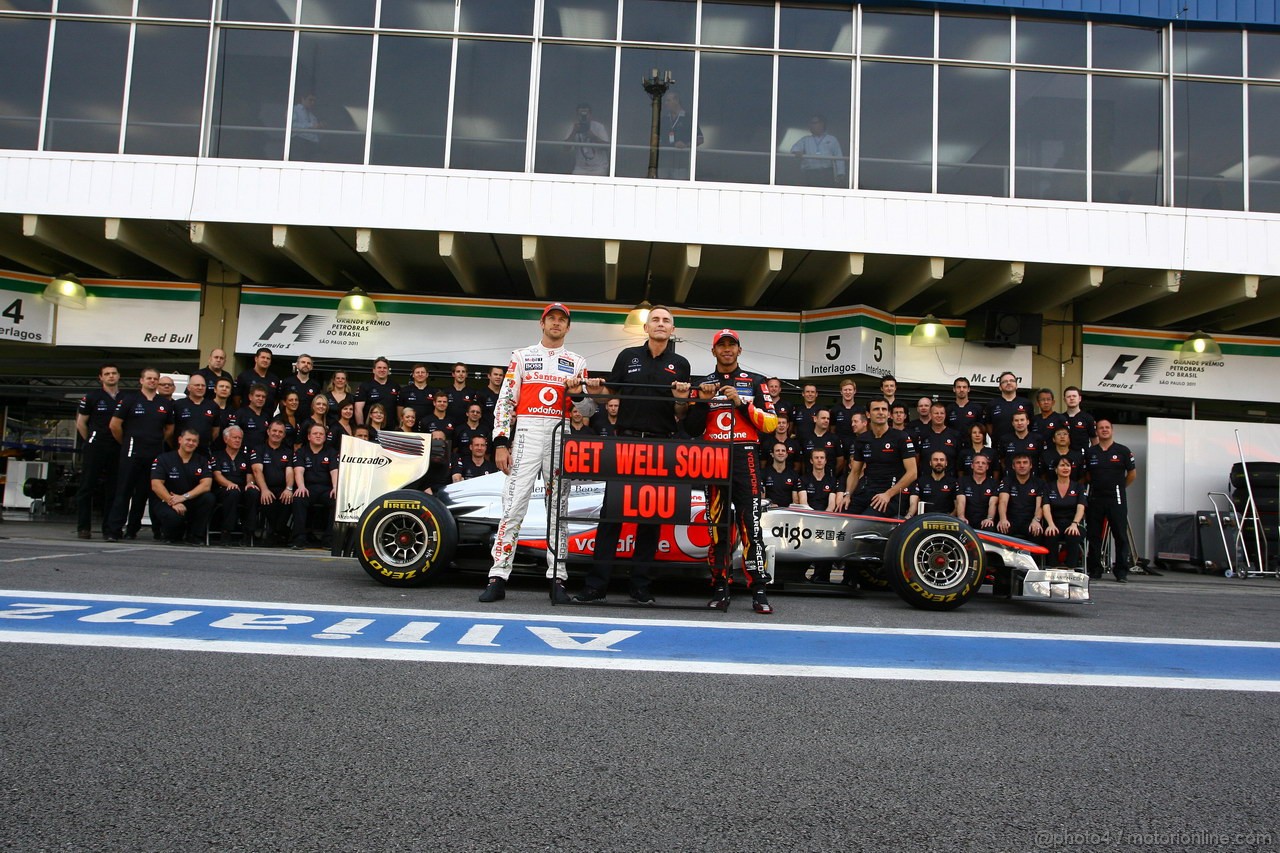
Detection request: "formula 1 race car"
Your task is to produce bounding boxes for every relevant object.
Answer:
[347,471,1089,611]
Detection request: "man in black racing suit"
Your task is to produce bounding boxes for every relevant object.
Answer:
[685,329,778,614]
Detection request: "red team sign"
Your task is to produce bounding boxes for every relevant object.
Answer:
[562,437,732,522]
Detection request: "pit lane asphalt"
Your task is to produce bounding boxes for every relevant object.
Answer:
[2,528,1278,852]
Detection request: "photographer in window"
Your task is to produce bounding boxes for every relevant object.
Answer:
[565,102,610,177]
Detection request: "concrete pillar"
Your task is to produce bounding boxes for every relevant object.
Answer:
[199,261,242,374]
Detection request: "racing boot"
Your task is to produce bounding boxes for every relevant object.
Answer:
[707,580,730,611]
[550,579,571,604]
[751,588,774,615]
[478,576,506,603]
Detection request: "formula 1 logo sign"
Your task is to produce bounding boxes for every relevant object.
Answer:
[256,313,327,345]
[1100,355,1169,387]
[1094,353,1216,392]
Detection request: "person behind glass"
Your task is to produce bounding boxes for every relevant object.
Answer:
[591,396,620,436]
[566,102,610,177]
[291,92,323,161]
[796,447,840,512]
[657,90,703,180]
[997,451,1045,541]
[396,405,418,434]
[1084,418,1136,583]
[453,434,499,482]
[576,306,691,605]
[1042,455,1087,570]
[843,398,917,518]
[229,383,271,451]
[364,402,389,441]
[959,422,999,479]
[211,424,258,547]
[947,376,985,432]
[234,347,280,411]
[291,424,339,550]
[400,363,436,426]
[792,382,823,433]
[173,374,219,456]
[759,412,802,471]
[907,451,959,517]
[325,369,353,411]
[299,394,331,450]
[790,113,846,188]
[75,362,121,540]
[149,427,214,546]
[105,367,172,542]
[282,353,323,411]
[479,365,504,432]
[1031,387,1064,442]
[445,362,478,424]
[356,356,399,425]
[251,419,295,545]
[1041,425,1084,481]
[277,389,303,447]
[956,452,998,531]
[194,347,230,391]
[762,442,801,507]
[986,370,1031,444]
[420,391,456,445]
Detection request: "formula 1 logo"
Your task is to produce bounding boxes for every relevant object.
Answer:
[1102,355,1168,384]
[258,313,327,344]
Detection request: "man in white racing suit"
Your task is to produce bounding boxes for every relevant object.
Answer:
[480,303,596,603]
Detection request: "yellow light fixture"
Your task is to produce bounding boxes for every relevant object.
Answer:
[624,299,652,333]
[1178,330,1222,361]
[336,286,378,321]
[43,273,87,309]
[909,313,948,347]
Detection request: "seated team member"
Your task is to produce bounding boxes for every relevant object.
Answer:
[1000,411,1044,475]
[291,424,339,550]
[997,451,1045,541]
[907,451,959,517]
[420,391,456,444]
[759,413,802,470]
[915,402,962,474]
[761,442,801,506]
[1042,455,1087,569]
[149,427,215,546]
[567,404,594,436]
[228,383,271,451]
[591,396,620,436]
[396,405,418,434]
[844,398,916,518]
[795,447,840,511]
[1031,388,1064,441]
[1041,425,1084,481]
[800,408,843,473]
[211,425,259,546]
[453,403,487,454]
[956,453,998,530]
[251,419,295,545]
[959,422,999,479]
[452,435,498,482]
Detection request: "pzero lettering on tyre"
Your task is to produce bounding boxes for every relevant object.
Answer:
[885,514,984,611]
[355,490,458,587]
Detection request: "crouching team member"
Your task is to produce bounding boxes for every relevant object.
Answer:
[479,303,594,604]
[686,329,777,614]
[149,428,215,545]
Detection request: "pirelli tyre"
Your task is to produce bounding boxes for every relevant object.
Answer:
[883,514,985,611]
[356,490,458,587]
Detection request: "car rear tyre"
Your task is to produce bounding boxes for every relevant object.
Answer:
[884,514,984,611]
[356,490,458,587]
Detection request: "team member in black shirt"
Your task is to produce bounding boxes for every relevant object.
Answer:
[105,367,172,541]
[400,364,437,424]
[356,356,399,425]
[1031,388,1064,441]
[479,365,505,431]
[454,403,487,455]
[75,363,121,539]
[759,414,802,471]
[445,361,479,424]
[452,435,499,481]
[1000,411,1044,474]
[761,443,801,506]
[1062,386,1097,452]
[946,377,985,433]
[791,383,823,433]
[173,375,219,454]
[956,453,998,530]
[252,420,295,545]
[291,424,339,549]
[280,353,323,411]
[420,391,456,444]
[1042,455,1087,569]
[796,447,840,511]
[149,428,215,546]
[830,378,865,440]
[844,398,917,518]
[908,451,959,516]
[211,424,258,546]
[801,408,844,474]
[986,370,1032,443]
[1040,425,1085,481]
[916,402,962,474]
[228,383,271,451]
[1084,418,1137,582]
[234,348,281,411]
[194,347,230,392]
[959,423,998,479]
[997,451,1045,541]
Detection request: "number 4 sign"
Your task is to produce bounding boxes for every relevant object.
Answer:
[0,275,56,345]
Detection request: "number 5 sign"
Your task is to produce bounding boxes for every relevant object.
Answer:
[800,307,896,380]
[0,274,55,345]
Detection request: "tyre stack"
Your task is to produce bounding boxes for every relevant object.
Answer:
[1230,461,1280,566]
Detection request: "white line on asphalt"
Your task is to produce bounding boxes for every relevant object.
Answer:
[0,554,79,563]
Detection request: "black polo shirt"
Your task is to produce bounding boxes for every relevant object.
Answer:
[831,401,867,438]
[1001,433,1046,474]
[113,391,172,459]
[850,427,916,493]
[1001,474,1046,528]
[445,385,479,423]
[173,396,220,451]
[947,400,985,432]
[605,341,692,436]
[759,434,803,469]
[78,388,120,448]
[281,374,324,409]
[798,470,840,510]
[916,426,963,471]
[212,448,254,489]
[228,406,270,450]
[911,472,959,515]
[251,443,294,492]
[194,367,231,391]
[1032,411,1066,442]
[1044,480,1088,526]
[761,465,801,506]
[295,444,339,490]
[452,456,498,480]
[958,474,999,528]
[986,396,1032,442]
[1064,410,1097,452]
[399,383,438,420]
[357,379,400,420]
[1084,441,1135,495]
[235,369,281,411]
[150,450,212,495]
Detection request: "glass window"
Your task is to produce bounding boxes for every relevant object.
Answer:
[1014,71,1086,201]
[696,52,773,184]
[776,56,850,188]
[861,10,933,58]
[450,39,532,172]
[138,0,212,17]
[0,1,51,10]
[615,48,695,178]
[289,32,373,164]
[858,60,932,192]
[222,0,295,23]
[369,35,451,168]
[44,21,128,153]
[301,0,375,28]
[1173,81,1243,210]
[937,66,1009,197]
[1248,85,1280,212]
[210,28,293,160]
[1173,29,1242,77]
[701,1,775,49]
[124,25,209,157]
[622,0,696,44]
[535,44,616,176]
[460,0,534,35]
[1249,32,1280,79]
[939,14,1009,62]
[1016,18,1085,67]
[780,4,852,53]
[544,0,617,39]
[58,0,131,13]
[1092,75,1162,205]
[1092,24,1161,72]
[379,0,454,30]
[0,18,49,150]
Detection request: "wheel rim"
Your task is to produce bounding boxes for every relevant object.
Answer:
[372,511,433,567]
[912,532,971,589]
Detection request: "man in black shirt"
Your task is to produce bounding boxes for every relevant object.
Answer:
[946,377,984,432]
[479,365,505,432]
[291,423,339,549]
[149,428,215,545]
[830,378,866,440]
[173,375,219,455]
[400,364,437,424]
[420,391,456,446]
[800,408,844,474]
[986,370,1031,443]
[356,356,400,425]
[105,367,172,541]
[194,347,230,392]
[75,363,121,539]
[228,384,271,451]
[211,424,258,546]
[577,305,692,604]
[908,451,959,516]
[844,398,916,518]
[252,420,295,545]
[761,442,801,506]
[1031,388,1064,441]
[454,403,486,456]
[791,383,823,433]
[1084,418,1137,582]
[997,451,1045,541]
[452,435,499,482]
[281,353,323,410]
[766,377,791,425]
[759,413,801,471]
[445,361,478,424]
[234,348,281,411]
[1001,411,1045,475]
[1062,386,1097,452]
[916,401,962,474]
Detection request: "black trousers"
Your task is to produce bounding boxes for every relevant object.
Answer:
[1044,525,1083,568]
[76,441,119,534]
[149,492,215,543]
[217,486,260,538]
[291,489,334,545]
[259,492,293,542]
[1086,488,1131,579]
[848,486,907,519]
[106,450,160,538]
[707,448,767,585]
